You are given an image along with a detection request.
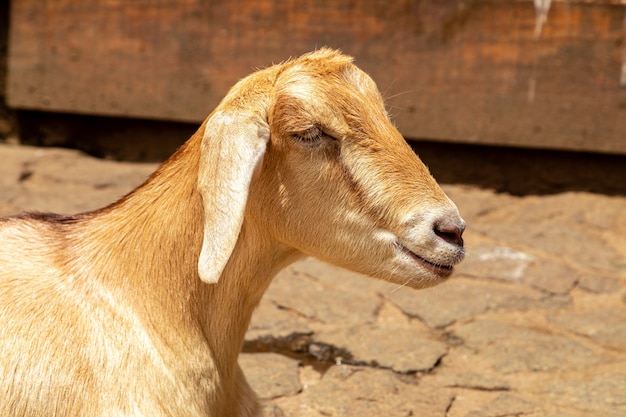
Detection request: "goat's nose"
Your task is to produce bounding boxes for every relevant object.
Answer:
[433,217,466,247]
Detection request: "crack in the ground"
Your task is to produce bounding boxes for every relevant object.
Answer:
[445,384,510,392]
[243,334,333,374]
[243,334,445,376]
[270,301,327,324]
[18,169,33,182]
[444,395,456,417]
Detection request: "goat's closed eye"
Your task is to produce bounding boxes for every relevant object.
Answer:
[292,127,331,146]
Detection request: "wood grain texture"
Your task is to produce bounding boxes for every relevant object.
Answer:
[7,0,626,153]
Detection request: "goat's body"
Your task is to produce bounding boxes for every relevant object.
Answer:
[0,229,214,415]
[0,136,270,416]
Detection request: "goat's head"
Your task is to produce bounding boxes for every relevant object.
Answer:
[197,48,465,289]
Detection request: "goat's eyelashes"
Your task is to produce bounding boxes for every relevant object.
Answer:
[291,127,333,146]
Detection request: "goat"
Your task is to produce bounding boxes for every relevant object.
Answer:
[0,48,465,416]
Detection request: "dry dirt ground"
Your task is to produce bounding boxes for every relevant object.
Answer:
[0,143,624,417]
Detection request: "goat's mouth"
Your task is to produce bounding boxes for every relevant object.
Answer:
[395,242,455,278]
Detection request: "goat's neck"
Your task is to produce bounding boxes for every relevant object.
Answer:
[202,220,301,365]
[76,139,299,374]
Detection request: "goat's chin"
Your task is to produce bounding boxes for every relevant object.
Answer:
[335,251,455,291]
[396,242,457,275]
[348,230,462,290]
[363,243,463,290]
[382,262,453,291]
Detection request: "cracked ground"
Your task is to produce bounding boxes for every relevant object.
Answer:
[1,144,625,417]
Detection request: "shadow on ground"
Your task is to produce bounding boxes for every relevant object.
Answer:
[13,110,626,197]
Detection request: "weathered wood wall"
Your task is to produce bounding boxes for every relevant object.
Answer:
[6,0,626,154]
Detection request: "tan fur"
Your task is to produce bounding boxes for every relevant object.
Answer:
[0,49,465,416]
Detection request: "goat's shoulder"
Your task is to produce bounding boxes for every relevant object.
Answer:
[0,212,77,279]
[1,211,82,225]
[0,211,84,239]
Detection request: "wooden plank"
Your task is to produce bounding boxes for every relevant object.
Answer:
[7,0,626,154]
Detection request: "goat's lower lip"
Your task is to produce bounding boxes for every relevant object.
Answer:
[396,243,454,277]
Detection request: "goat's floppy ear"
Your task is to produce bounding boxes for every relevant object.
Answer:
[197,110,270,284]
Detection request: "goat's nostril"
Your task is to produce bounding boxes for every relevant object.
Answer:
[434,219,465,246]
